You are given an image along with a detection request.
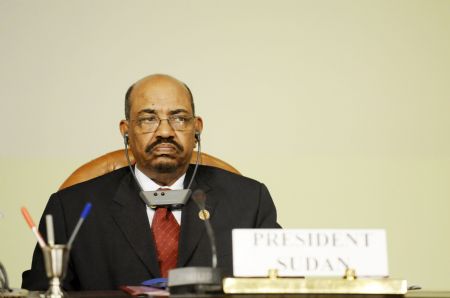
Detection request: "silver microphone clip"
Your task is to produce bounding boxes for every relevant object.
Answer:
[139,189,192,209]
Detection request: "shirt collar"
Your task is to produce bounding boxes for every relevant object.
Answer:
[134,165,186,191]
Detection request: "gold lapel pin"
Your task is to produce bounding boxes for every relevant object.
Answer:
[198,209,210,221]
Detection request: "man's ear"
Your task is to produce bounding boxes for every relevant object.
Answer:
[194,116,203,137]
[119,120,129,143]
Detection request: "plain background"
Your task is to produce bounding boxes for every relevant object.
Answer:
[1,0,449,290]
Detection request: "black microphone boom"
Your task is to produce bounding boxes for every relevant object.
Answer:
[192,189,217,268]
[168,189,222,294]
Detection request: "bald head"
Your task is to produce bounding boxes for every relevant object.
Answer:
[125,74,195,120]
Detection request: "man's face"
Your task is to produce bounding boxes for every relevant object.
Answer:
[121,76,202,182]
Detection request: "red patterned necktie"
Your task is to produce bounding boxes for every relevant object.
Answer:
[151,188,180,278]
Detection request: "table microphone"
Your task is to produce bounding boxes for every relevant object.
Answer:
[0,213,10,294]
[0,261,9,293]
[1,213,28,297]
[191,189,218,268]
[168,189,222,294]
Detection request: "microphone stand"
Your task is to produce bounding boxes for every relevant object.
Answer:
[167,189,222,295]
[1,251,28,297]
[0,261,10,293]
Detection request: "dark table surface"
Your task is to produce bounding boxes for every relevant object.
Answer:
[17,290,449,298]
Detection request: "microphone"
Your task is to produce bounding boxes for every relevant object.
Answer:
[0,261,9,292]
[191,189,217,268]
[0,212,10,293]
[168,189,222,294]
[0,264,28,297]
[123,132,202,208]
[1,213,28,297]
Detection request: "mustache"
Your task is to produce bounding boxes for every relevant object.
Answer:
[145,138,184,153]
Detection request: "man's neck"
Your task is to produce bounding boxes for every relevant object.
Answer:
[136,163,189,187]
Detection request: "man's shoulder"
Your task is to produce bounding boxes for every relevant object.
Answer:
[196,164,262,187]
[57,167,131,196]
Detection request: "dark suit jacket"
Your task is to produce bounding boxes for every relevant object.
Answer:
[22,165,280,290]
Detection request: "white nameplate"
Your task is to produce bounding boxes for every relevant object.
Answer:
[232,229,388,277]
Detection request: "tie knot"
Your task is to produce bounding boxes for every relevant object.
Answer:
[154,207,170,218]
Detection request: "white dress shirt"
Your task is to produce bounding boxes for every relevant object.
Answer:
[135,165,185,225]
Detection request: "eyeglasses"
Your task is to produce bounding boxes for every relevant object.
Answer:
[131,114,195,133]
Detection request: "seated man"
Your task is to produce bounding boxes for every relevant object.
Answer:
[22,74,280,290]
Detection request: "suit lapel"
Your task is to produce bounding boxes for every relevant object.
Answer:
[178,166,219,267]
[109,173,160,277]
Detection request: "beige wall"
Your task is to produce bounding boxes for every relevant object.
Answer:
[1,0,449,290]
